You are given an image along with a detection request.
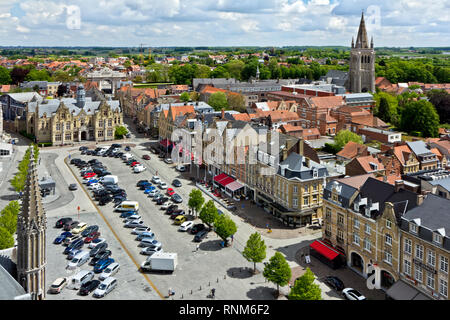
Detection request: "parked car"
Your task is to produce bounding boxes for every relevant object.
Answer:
[55,217,72,228]
[99,262,120,281]
[156,197,169,205]
[161,201,174,210]
[63,234,81,246]
[89,242,108,257]
[170,209,185,219]
[144,186,156,194]
[134,165,146,173]
[98,196,113,206]
[64,220,79,231]
[179,221,194,232]
[176,165,186,172]
[79,279,101,296]
[139,238,161,248]
[140,247,163,255]
[68,184,78,191]
[324,276,345,291]
[124,146,131,151]
[164,158,173,164]
[136,180,149,187]
[166,188,175,196]
[84,231,101,243]
[81,225,99,237]
[124,220,145,228]
[54,231,72,244]
[153,194,163,202]
[147,189,160,198]
[89,250,112,266]
[72,222,88,234]
[194,230,209,242]
[171,194,183,203]
[123,215,142,223]
[142,154,151,160]
[93,277,117,298]
[94,258,115,273]
[49,277,68,294]
[132,226,152,235]
[190,223,206,235]
[66,248,83,260]
[166,205,179,215]
[63,238,84,254]
[152,176,161,184]
[88,238,106,249]
[136,232,155,241]
[139,182,152,190]
[120,211,138,218]
[342,288,366,300]
[159,182,168,189]
[172,179,182,187]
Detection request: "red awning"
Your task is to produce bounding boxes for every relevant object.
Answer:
[213,173,228,182]
[218,176,235,187]
[309,240,341,261]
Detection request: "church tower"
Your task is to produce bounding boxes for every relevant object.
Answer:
[349,12,375,93]
[16,150,47,300]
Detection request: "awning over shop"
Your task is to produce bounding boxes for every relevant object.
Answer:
[386,280,432,300]
[218,176,235,187]
[309,240,340,261]
[213,173,228,183]
[225,180,244,192]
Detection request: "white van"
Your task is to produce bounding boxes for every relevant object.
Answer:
[100,175,118,184]
[67,251,90,270]
[115,201,139,212]
[93,277,117,298]
[99,262,120,280]
[67,270,94,290]
[122,153,133,161]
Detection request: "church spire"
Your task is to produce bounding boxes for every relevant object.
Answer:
[355,11,369,48]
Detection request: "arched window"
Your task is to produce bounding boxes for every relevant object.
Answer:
[361,56,363,64]
[367,56,370,64]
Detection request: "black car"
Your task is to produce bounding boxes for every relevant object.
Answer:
[64,220,79,231]
[194,230,208,242]
[79,146,88,151]
[124,146,131,151]
[63,238,84,254]
[171,194,183,203]
[156,197,169,205]
[324,276,345,291]
[70,158,81,165]
[166,205,179,214]
[89,249,112,265]
[110,188,126,195]
[139,183,152,190]
[111,144,121,148]
[172,179,182,187]
[79,280,101,296]
[89,242,108,257]
[68,183,78,191]
[81,225,99,237]
[99,196,113,206]
[86,150,94,155]
[94,190,109,200]
[190,223,206,235]
[115,152,124,158]
[88,159,100,164]
[55,217,72,228]
[97,171,112,177]
[170,209,185,219]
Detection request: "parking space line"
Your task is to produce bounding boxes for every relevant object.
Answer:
[64,156,166,300]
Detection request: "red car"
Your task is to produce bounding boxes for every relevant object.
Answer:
[167,188,175,196]
[131,162,141,167]
[83,172,96,179]
[142,155,151,160]
[84,231,101,243]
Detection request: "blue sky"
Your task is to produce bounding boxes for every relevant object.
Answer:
[0,0,449,47]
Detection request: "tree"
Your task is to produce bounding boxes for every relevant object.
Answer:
[114,126,128,139]
[52,70,72,82]
[189,91,200,102]
[188,189,205,217]
[242,232,266,274]
[333,130,364,150]
[214,214,237,245]
[0,201,20,235]
[25,69,51,82]
[57,84,68,97]
[225,60,245,80]
[226,93,246,112]
[0,227,14,250]
[378,97,392,123]
[10,67,30,85]
[263,252,292,297]
[400,100,440,138]
[288,268,322,300]
[180,92,190,102]
[208,92,229,111]
[0,66,11,84]
[133,75,143,83]
[199,200,219,227]
[427,90,450,124]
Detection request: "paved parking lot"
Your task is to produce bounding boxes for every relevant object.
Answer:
[45,212,160,300]
[65,148,279,300]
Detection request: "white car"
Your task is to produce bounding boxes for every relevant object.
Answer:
[159,182,168,190]
[88,238,106,249]
[133,165,146,173]
[93,277,117,298]
[124,220,145,228]
[99,262,120,281]
[147,189,159,197]
[132,227,152,235]
[88,183,103,190]
[164,158,173,164]
[179,221,194,232]
[342,288,366,300]
[176,165,186,172]
[140,247,163,255]
[123,215,142,223]
[151,176,161,184]
[161,201,174,210]
[49,277,68,294]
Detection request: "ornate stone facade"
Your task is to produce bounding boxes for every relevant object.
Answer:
[16,151,47,300]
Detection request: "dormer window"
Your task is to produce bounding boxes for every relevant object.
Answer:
[386,219,392,229]
[433,233,443,245]
[410,222,418,234]
[313,168,318,178]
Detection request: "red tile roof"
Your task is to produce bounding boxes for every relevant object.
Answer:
[337,141,368,160]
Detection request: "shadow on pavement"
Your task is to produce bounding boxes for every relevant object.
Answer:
[198,239,223,252]
[226,267,254,279]
[0,194,19,201]
[246,286,278,300]
[275,239,315,263]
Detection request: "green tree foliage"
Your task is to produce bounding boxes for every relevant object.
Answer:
[399,100,440,138]
[169,63,211,85]
[189,91,200,102]
[25,68,51,82]
[373,92,399,124]
[242,232,267,274]
[199,200,218,227]
[146,63,170,83]
[214,214,237,244]
[211,66,231,78]
[10,67,30,85]
[0,66,12,84]
[208,92,229,111]
[114,126,128,139]
[11,147,32,192]
[224,60,245,80]
[263,252,292,296]
[427,90,450,124]
[333,130,364,150]
[288,268,322,300]
[0,227,14,250]
[188,189,205,217]
[226,93,246,112]
[180,92,190,102]
[0,201,20,235]
[378,97,392,123]
[52,70,73,82]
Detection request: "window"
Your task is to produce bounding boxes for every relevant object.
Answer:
[354,217,360,229]
[440,279,448,297]
[404,238,412,254]
[337,229,344,242]
[427,250,436,267]
[433,233,442,245]
[99,120,103,127]
[325,208,332,221]
[108,119,112,127]
[364,238,371,252]
[440,256,449,274]
[404,260,411,276]
[338,214,344,225]
[416,244,424,260]
[56,123,61,131]
[65,133,71,140]
[66,122,70,130]
[107,129,113,137]
[303,197,309,205]
[384,250,392,264]
[386,219,392,229]
[293,197,298,208]
[426,272,435,290]
[313,195,318,203]
[98,130,104,137]
[415,267,423,283]
[304,185,309,193]
[410,223,418,234]
[353,233,360,246]
[385,234,392,246]
[313,183,318,191]
[365,224,371,235]
[293,186,298,193]
[55,134,61,141]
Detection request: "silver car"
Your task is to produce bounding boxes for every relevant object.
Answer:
[139,238,161,248]
[124,220,145,228]
[140,247,163,255]
[132,227,151,235]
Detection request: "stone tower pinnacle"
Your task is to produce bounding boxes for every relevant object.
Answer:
[355,11,369,49]
[16,149,47,300]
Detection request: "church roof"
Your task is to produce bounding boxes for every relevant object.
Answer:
[20,151,46,222]
[355,12,370,49]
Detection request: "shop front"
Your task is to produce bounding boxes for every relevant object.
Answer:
[309,240,345,270]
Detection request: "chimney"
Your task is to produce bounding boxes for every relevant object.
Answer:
[383,175,387,182]
[305,157,310,168]
[221,108,225,119]
[394,180,404,193]
[417,194,424,206]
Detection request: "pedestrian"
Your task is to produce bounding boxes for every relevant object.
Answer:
[168,288,172,297]
[211,288,215,299]
[196,244,199,252]
[171,289,175,297]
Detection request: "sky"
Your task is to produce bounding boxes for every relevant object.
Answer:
[0,0,449,48]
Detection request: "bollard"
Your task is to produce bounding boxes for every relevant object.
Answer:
[191,289,193,295]
[199,285,202,291]
[224,275,226,279]
[181,294,183,299]
[209,281,211,286]
[217,278,219,283]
